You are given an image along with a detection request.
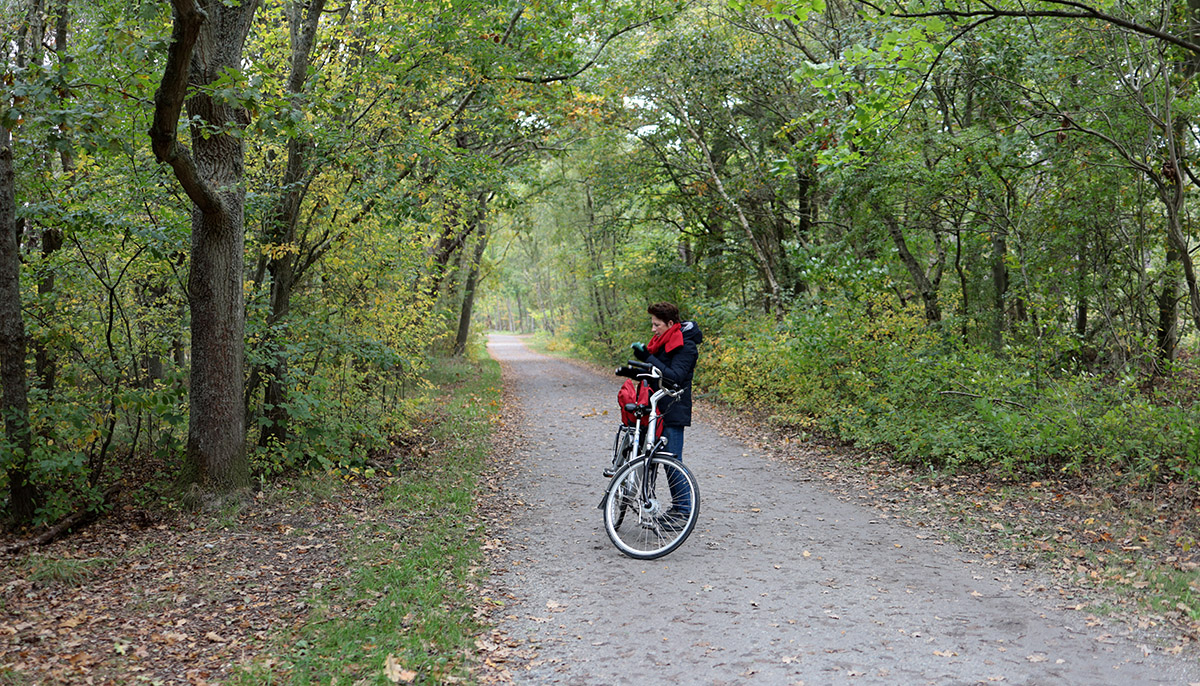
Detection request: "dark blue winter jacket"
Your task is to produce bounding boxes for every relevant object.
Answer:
[646,320,703,427]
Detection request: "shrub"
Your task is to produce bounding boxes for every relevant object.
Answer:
[697,296,1200,482]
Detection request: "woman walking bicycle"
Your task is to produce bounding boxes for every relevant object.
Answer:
[599,302,704,559]
[631,302,702,525]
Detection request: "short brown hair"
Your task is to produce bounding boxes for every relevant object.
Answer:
[647,302,680,324]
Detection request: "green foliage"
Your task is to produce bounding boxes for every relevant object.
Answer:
[5,0,672,522]
[702,300,1200,480]
[9,0,1200,525]
[474,0,1200,488]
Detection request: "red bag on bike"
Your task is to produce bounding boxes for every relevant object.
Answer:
[617,379,664,437]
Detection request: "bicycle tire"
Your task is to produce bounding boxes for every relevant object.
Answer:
[602,455,699,560]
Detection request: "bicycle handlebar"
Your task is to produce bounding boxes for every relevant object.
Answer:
[614,361,682,394]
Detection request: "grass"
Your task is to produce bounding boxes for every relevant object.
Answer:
[21,556,115,586]
[1127,563,1200,623]
[232,349,501,685]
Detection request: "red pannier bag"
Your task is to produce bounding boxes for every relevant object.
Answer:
[617,379,664,438]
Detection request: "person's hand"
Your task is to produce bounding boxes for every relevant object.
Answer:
[631,342,649,361]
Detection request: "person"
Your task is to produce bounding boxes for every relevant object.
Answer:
[630,302,703,524]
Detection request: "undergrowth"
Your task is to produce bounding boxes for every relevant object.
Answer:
[555,296,1200,485]
[233,349,500,685]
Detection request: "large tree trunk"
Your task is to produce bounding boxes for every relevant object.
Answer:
[185,168,248,490]
[150,0,259,493]
[0,124,38,524]
[2,0,53,526]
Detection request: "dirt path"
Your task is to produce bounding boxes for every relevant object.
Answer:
[483,334,1198,685]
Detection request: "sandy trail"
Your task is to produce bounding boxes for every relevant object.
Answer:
[485,334,1197,685]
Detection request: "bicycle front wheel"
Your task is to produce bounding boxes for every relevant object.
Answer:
[602,455,699,560]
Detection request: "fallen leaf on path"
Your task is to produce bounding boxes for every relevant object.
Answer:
[383,654,417,683]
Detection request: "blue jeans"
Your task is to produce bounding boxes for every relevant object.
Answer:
[661,426,692,514]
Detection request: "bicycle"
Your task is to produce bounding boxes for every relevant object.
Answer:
[597,360,700,559]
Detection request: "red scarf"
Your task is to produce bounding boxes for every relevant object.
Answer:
[647,322,683,355]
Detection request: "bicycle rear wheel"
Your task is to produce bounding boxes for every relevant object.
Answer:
[602,455,699,560]
[610,428,637,529]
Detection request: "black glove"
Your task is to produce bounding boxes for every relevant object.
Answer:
[631,342,649,361]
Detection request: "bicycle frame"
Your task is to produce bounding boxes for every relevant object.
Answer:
[598,363,681,511]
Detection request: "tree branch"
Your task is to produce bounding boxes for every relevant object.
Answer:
[430,4,527,137]
[938,390,1027,409]
[3,486,120,553]
[860,0,1200,57]
[509,16,663,84]
[148,0,222,215]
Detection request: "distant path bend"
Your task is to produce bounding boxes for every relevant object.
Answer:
[485,334,1196,685]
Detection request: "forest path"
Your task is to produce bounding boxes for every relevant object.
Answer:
[483,334,1197,686]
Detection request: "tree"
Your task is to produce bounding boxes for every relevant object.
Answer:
[150,0,260,494]
[0,109,36,524]
[246,0,327,449]
[840,0,1200,364]
[1,0,50,525]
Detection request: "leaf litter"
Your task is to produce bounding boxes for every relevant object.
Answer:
[0,480,380,684]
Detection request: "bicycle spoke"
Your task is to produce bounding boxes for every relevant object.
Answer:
[603,456,699,559]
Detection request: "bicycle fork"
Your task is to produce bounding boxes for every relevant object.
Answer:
[596,441,675,515]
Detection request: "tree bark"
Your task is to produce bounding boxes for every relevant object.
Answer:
[1157,241,1181,365]
[150,0,259,492]
[0,123,39,524]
